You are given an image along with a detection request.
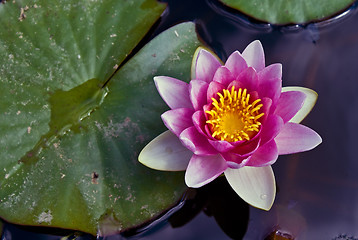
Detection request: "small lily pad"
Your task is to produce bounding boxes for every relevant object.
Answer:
[218,0,355,24]
[0,0,200,235]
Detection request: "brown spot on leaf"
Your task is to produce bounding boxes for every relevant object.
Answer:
[91,172,99,184]
[19,5,29,21]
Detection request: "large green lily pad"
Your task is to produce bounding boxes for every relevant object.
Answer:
[219,0,355,24]
[0,0,200,235]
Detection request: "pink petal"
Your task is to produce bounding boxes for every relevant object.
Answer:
[281,87,318,124]
[206,81,226,103]
[179,126,217,155]
[225,166,276,210]
[259,114,284,145]
[230,137,261,157]
[246,140,278,167]
[227,80,244,91]
[225,50,248,77]
[275,122,322,155]
[202,104,215,136]
[193,111,219,143]
[258,78,282,105]
[192,110,208,136]
[138,131,193,171]
[260,97,273,122]
[236,67,259,93]
[202,103,211,115]
[195,49,222,83]
[205,125,214,139]
[154,76,192,109]
[226,161,244,169]
[242,40,265,72]
[161,108,194,137]
[189,80,209,110]
[185,154,227,188]
[250,90,259,101]
[258,63,282,80]
[274,91,306,123]
[221,152,248,168]
[213,66,235,87]
[207,139,236,153]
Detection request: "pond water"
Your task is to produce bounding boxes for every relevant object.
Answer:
[2,0,358,239]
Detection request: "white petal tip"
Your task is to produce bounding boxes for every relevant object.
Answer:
[185,154,227,188]
[242,40,265,71]
[185,173,219,189]
[250,40,263,47]
[282,86,318,123]
[225,166,276,211]
[153,75,165,84]
[191,47,211,78]
[191,46,223,80]
[139,131,192,171]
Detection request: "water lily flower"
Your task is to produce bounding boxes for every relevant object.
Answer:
[139,40,322,210]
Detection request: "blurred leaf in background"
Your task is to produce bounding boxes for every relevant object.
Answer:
[219,0,355,24]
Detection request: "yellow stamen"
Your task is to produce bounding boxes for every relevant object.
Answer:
[205,86,264,142]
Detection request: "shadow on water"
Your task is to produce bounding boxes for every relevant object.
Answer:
[2,0,358,239]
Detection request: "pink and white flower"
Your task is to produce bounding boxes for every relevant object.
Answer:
[139,40,321,210]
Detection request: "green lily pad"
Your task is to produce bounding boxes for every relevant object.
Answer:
[0,0,200,235]
[219,0,355,24]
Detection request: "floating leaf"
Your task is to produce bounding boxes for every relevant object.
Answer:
[218,0,355,24]
[0,0,200,235]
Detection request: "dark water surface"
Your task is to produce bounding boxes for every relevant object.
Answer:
[3,0,358,239]
[140,0,358,239]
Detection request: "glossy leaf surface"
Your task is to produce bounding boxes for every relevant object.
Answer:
[0,0,200,235]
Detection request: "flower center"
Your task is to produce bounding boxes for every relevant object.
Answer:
[205,86,264,142]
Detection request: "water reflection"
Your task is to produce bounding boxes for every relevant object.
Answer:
[169,177,249,239]
[117,177,249,240]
